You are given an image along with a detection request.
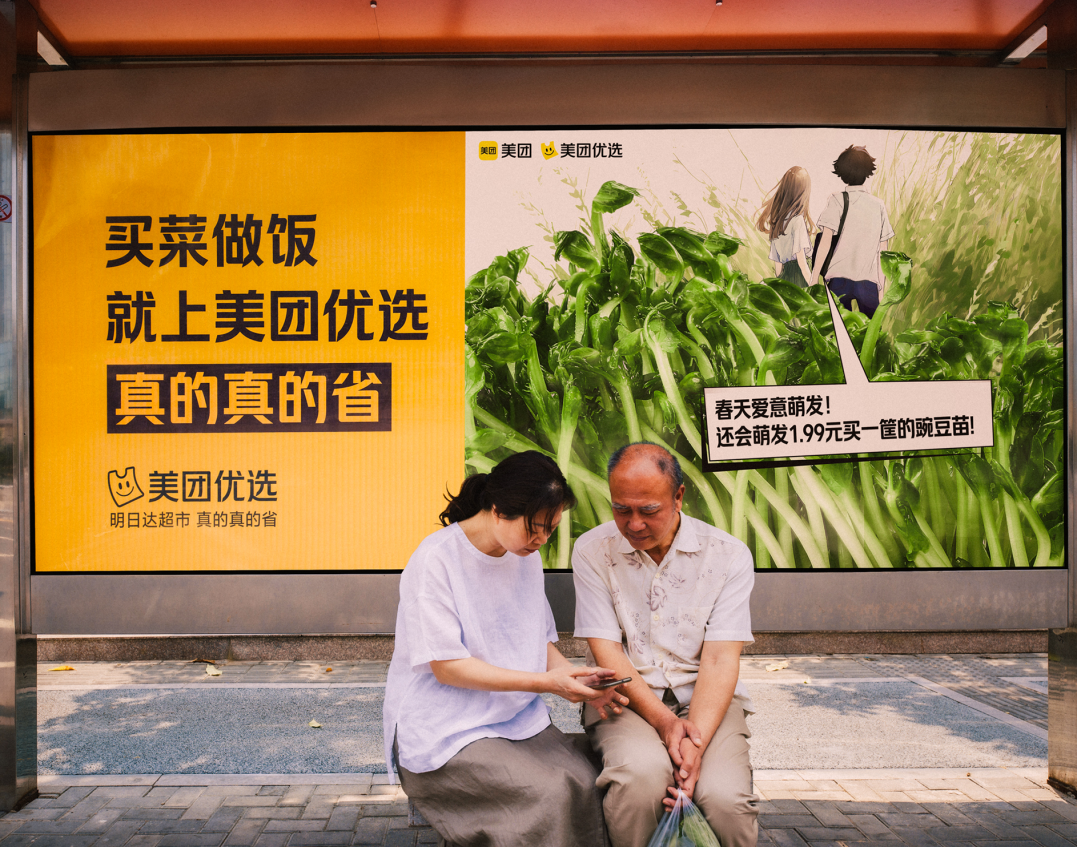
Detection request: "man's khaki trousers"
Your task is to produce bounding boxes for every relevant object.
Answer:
[584,695,758,847]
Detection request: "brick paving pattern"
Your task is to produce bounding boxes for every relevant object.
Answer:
[0,768,1072,846]
[24,653,1058,845]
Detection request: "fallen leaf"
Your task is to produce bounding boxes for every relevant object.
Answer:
[49,665,75,672]
[309,720,322,728]
[325,667,333,673]
[205,665,222,677]
[765,661,789,672]
[803,679,810,684]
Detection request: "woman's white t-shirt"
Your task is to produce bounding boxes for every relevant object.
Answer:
[768,214,811,264]
[383,522,558,779]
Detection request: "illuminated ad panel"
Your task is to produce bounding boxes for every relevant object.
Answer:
[464,129,1062,571]
[32,132,464,571]
[32,128,1062,571]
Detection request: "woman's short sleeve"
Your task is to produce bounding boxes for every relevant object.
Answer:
[401,558,472,671]
[790,215,810,257]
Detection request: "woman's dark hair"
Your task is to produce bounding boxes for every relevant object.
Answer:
[440,451,577,534]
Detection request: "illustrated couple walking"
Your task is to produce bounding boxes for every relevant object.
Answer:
[758,144,894,318]
[383,443,759,846]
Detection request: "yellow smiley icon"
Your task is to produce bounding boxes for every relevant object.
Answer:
[541,142,558,160]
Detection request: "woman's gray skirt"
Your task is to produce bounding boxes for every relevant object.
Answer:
[397,724,608,847]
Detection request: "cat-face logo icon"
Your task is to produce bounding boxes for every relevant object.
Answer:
[108,467,144,507]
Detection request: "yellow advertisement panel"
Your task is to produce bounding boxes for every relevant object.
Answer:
[33,132,465,571]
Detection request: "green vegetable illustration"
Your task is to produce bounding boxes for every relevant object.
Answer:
[465,169,1063,569]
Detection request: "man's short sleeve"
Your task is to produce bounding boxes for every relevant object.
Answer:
[572,534,624,642]
[402,560,472,671]
[816,193,843,233]
[879,201,895,242]
[703,544,755,644]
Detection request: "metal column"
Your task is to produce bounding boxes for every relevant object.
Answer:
[1049,0,1077,794]
[0,0,37,812]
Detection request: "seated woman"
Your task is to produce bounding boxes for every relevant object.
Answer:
[383,450,628,847]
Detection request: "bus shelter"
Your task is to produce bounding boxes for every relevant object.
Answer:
[0,0,1074,811]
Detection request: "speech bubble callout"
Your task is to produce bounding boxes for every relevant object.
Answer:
[702,288,993,471]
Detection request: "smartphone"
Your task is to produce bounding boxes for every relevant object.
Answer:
[590,677,632,690]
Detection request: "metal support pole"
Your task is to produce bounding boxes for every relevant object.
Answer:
[1049,61,1077,795]
[0,0,37,812]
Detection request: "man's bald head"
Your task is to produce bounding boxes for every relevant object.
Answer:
[607,442,683,496]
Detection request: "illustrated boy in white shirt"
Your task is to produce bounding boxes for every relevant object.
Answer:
[809,145,895,318]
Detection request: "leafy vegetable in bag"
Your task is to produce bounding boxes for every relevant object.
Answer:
[646,790,721,847]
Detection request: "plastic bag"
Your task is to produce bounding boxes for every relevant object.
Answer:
[645,789,721,847]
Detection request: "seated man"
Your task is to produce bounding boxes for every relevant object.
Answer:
[573,442,758,847]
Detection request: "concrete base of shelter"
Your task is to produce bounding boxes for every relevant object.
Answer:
[34,630,1048,662]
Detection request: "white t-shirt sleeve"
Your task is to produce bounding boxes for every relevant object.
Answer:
[703,544,755,644]
[816,193,843,233]
[880,202,895,242]
[403,561,472,670]
[572,539,624,642]
[544,598,558,645]
[791,215,811,256]
[768,238,780,261]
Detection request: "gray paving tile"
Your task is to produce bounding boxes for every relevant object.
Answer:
[766,830,811,847]
[846,815,891,837]
[351,818,388,845]
[801,801,853,827]
[53,787,96,809]
[383,832,417,847]
[119,809,186,821]
[925,824,999,842]
[11,819,87,834]
[252,835,290,847]
[76,807,126,834]
[238,808,301,820]
[1020,825,1077,847]
[793,827,862,841]
[877,813,943,828]
[761,815,818,828]
[156,836,227,847]
[287,832,353,846]
[91,819,146,847]
[887,826,942,846]
[2,808,66,821]
[200,809,243,833]
[223,819,266,845]
[134,820,204,834]
[263,821,327,832]
[326,809,360,832]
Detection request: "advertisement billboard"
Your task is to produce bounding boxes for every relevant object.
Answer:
[33,126,1063,571]
[33,132,464,571]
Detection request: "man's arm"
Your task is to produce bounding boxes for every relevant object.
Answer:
[588,637,702,762]
[670,640,743,804]
[809,228,834,286]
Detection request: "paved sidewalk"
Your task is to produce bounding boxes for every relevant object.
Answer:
[8,767,1077,846]
[14,653,1066,845]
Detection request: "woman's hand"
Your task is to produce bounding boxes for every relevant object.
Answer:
[542,665,630,715]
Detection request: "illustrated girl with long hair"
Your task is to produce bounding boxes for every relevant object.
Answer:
[756,165,815,288]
